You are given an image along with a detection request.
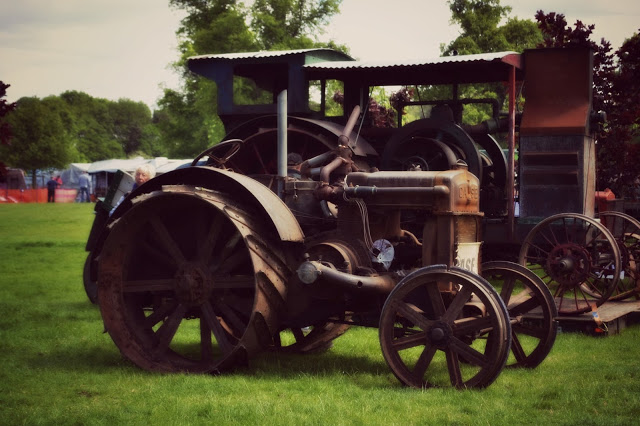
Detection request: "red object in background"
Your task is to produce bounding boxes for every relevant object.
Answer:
[595,188,616,213]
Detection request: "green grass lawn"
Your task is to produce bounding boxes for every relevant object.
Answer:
[1,203,640,425]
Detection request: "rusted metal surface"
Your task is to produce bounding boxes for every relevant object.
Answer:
[92,46,611,390]
[520,48,593,136]
[99,186,290,373]
[519,213,621,315]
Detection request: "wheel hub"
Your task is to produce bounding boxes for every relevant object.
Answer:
[427,321,451,346]
[547,244,590,289]
[174,262,212,306]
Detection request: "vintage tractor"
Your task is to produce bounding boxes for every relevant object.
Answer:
[89,48,569,389]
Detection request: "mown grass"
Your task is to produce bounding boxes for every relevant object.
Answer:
[1,203,640,425]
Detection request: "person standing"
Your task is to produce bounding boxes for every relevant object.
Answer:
[78,171,91,203]
[46,175,60,202]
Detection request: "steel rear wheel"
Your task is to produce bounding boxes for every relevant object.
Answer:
[482,261,557,368]
[598,211,640,301]
[98,185,289,373]
[519,213,620,315]
[379,266,511,389]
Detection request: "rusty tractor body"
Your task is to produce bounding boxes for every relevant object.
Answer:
[87,47,634,389]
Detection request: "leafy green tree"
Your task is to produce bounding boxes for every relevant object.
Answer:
[397,1,544,130]
[0,81,17,176]
[443,0,542,55]
[59,91,124,161]
[251,0,340,50]
[158,0,345,158]
[109,99,161,157]
[0,97,73,187]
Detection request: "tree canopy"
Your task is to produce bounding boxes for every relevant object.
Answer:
[155,0,345,158]
[442,0,542,55]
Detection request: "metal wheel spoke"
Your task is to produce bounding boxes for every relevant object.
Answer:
[217,250,248,274]
[391,330,429,351]
[449,336,488,367]
[144,300,179,329]
[395,301,433,330]
[510,332,527,363]
[452,315,494,335]
[201,301,233,355]
[200,317,213,361]
[442,285,473,323]
[140,239,177,267]
[292,328,305,342]
[508,297,540,317]
[212,301,247,335]
[154,303,188,354]
[499,276,516,305]
[210,232,243,272]
[445,348,463,387]
[412,344,437,379]
[252,144,269,174]
[198,213,224,263]
[149,214,186,265]
[123,278,176,293]
[424,282,447,318]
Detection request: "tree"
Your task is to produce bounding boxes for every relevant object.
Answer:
[0,97,73,188]
[109,99,161,157]
[412,1,543,128]
[251,0,340,50]
[0,81,17,176]
[157,0,345,158]
[443,0,542,55]
[59,91,125,162]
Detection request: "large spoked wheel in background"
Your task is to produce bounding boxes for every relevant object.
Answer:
[98,185,288,373]
[598,211,640,301]
[379,266,511,389]
[519,213,621,315]
[481,261,557,368]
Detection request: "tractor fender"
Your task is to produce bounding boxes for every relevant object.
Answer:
[113,166,305,243]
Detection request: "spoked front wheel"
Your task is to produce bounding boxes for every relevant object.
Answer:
[482,261,558,368]
[379,265,511,389]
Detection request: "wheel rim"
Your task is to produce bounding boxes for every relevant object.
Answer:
[98,186,287,373]
[598,211,640,301]
[379,266,510,389]
[482,261,557,368]
[519,213,621,315]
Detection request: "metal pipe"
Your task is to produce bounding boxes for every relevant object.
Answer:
[344,185,450,199]
[297,260,396,294]
[339,105,361,149]
[277,90,287,198]
[507,66,516,241]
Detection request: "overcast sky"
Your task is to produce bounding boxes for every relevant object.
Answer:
[2,0,639,109]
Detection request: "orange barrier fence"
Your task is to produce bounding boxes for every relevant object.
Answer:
[0,189,79,203]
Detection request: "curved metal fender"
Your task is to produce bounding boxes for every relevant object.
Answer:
[114,166,305,243]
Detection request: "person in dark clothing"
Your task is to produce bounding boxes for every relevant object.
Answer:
[46,176,60,202]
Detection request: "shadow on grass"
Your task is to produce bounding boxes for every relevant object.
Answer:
[24,336,394,387]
